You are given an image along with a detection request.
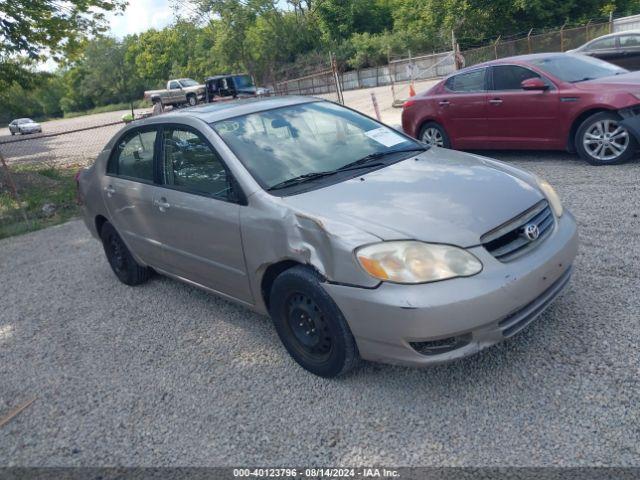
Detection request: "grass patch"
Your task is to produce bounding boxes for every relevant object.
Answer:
[0,163,81,239]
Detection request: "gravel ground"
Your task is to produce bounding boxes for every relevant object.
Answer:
[1,150,639,466]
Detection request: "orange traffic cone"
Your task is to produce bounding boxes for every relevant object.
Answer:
[409,82,416,97]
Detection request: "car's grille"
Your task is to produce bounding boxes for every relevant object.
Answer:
[481,200,554,262]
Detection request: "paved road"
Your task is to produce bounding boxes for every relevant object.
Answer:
[1,151,639,466]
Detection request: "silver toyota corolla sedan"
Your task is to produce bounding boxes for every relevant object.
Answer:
[78,96,578,377]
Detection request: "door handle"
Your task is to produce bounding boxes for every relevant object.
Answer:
[104,185,115,197]
[489,98,503,105]
[438,100,450,106]
[153,198,171,212]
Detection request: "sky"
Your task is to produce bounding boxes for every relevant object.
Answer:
[39,0,175,70]
[108,0,176,38]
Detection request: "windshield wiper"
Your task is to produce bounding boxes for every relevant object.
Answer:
[570,77,595,83]
[267,146,426,192]
[337,146,427,171]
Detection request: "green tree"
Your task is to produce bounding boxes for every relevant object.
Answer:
[0,0,126,85]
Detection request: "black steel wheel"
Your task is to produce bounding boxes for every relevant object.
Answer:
[285,292,333,361]
[269,266,359,377]
[100,221,150,286]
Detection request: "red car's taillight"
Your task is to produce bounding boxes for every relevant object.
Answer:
[403,99,416,109]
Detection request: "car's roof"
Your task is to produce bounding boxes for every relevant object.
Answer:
[451,52,575,74]
[587,29,640,40]
[138,95,319,125]
[206,73,249,80]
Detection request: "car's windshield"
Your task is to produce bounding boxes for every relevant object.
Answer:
[17,119,33,124]
[212,101,420,191]
[233,75,254,89]
[529,55,627,82]
[179,78,199,87]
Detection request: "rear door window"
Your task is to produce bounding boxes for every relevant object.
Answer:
[107,128,157,182]
[620,34,640,48]
[445,69,486,92]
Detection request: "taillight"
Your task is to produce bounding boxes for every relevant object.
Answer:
[403,99,416,109]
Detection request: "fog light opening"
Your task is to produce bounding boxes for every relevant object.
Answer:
[410,334,471,356]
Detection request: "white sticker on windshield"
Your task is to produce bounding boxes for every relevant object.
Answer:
[364,127,406,147]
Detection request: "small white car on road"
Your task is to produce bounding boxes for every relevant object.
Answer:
[9,118,42,135]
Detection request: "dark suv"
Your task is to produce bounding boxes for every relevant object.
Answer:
[204,74,270,102]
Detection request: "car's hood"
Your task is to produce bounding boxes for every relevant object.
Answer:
[574,71,640,91]
[282,148,544,247]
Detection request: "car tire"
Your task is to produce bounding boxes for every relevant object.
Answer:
[100,221,150,286]
[575,112,637,165]
[269,266,359,378]
[418,121,451,148]
[187,94,197,107]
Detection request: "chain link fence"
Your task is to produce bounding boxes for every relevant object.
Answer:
[271,18,618,107]
[0,121,126,238]
[461,21,612,66]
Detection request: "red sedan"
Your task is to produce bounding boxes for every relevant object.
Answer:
[401,53,640,165]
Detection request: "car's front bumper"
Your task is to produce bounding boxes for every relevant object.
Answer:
[323,212,578,367]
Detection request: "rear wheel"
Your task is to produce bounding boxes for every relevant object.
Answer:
[100,221,150,286]
[187,94,197,107]
[576,112,636,165]
[419,121,451,148]
[269,266,359,377]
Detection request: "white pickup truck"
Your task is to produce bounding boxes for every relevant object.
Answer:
[144,78,206,107]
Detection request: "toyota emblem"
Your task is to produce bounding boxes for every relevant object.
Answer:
[524,223,540,241]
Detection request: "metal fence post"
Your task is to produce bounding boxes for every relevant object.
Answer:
[451,30,459,70]
[586,20,591,41]
[494,36,501,59]
[609,11,614,33]
[0,150,29,224]
[560,22,567,51]
[527,28,533,53]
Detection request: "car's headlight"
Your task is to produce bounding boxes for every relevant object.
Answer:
[355,241,482,284]
[536,177,563,217]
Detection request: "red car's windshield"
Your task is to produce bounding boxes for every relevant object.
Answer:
[529,55,627,83]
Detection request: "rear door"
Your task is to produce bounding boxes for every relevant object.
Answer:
[150,124,252,303]
[101,126,167,268]
[485,65,561,149]
[438,68,488,148]
[617,34,640,70]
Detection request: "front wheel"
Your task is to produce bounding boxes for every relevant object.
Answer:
[269,266,359,377]
[576,112,637,165]
[419,121,451,148]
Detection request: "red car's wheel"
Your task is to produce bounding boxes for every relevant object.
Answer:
[419,122,451,148]
[576,112,637,165]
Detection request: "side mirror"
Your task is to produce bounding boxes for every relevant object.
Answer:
[521,78,548,91]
